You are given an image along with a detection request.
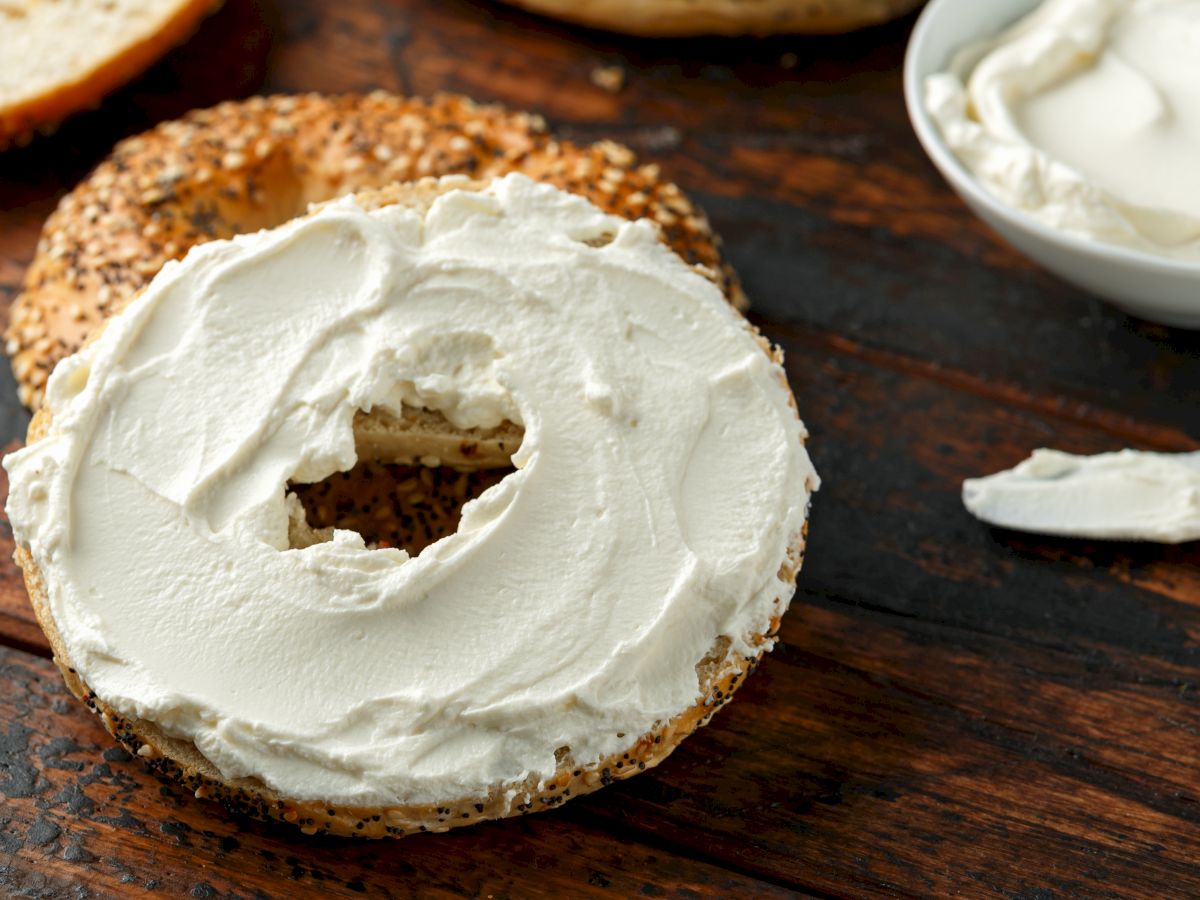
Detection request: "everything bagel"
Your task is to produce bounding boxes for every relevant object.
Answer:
[8,175,817,836]
[499,0,924,35]
[8,92,741,409]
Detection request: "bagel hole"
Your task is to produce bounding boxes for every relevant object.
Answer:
[288,463,516,555]
[287,410,521,556]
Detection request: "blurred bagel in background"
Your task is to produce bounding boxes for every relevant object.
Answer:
[497,0,924,36]
[0,0,222,149]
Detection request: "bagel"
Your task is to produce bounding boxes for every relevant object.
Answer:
[7,92,742,410]
[497,0,924,36]
[0,0,221,149]
[7,174,818,837]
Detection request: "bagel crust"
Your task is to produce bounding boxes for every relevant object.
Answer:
[0,0,221,148]
[19,525,803,837]
[499,0,924,35]
[8,92,741,410]
[11,181,813,835]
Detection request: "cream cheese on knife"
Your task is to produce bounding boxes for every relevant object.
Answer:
[963,448,1200,543]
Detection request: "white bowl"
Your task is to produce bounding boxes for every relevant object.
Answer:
[903,0,1200,328]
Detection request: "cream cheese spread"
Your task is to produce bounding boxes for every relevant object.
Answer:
[963,448,1200,542]
[4,174,818,806]
[925,0,1200,260]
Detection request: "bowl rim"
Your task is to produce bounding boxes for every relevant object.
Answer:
[902,0,1200,277]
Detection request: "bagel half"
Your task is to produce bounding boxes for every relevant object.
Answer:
[21,521,795,837]
[14,181,811,837]
[0,0,221,149]
[497,0,924,36]
[8,92,741,410]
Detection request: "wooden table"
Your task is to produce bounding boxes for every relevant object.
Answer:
[2,1,1199,896]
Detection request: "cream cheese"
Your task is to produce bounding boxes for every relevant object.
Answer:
[925,0,1200,260]
[963,448,1200,542]
[4,174,818,806]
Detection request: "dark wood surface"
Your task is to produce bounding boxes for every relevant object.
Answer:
[2,1,1199,897]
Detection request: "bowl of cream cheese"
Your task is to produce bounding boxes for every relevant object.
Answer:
[905,0,1200,327]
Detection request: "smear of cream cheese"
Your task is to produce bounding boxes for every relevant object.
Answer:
[963,448,1200,542]
[925,0,1200,260]
[4,174,818,806]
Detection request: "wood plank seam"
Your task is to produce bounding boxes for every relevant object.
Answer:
[792,584,1200,702]
[568,804,829,896]
[770,609,1200,831]
[767,319,1199,452]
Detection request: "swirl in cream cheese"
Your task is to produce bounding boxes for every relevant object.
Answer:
[4,175,817,805]
[925,0,1200,260]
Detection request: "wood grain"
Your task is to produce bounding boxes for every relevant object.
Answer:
[2,335,1199,895]
[0,646,797,900]
[1,0,1199,896]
